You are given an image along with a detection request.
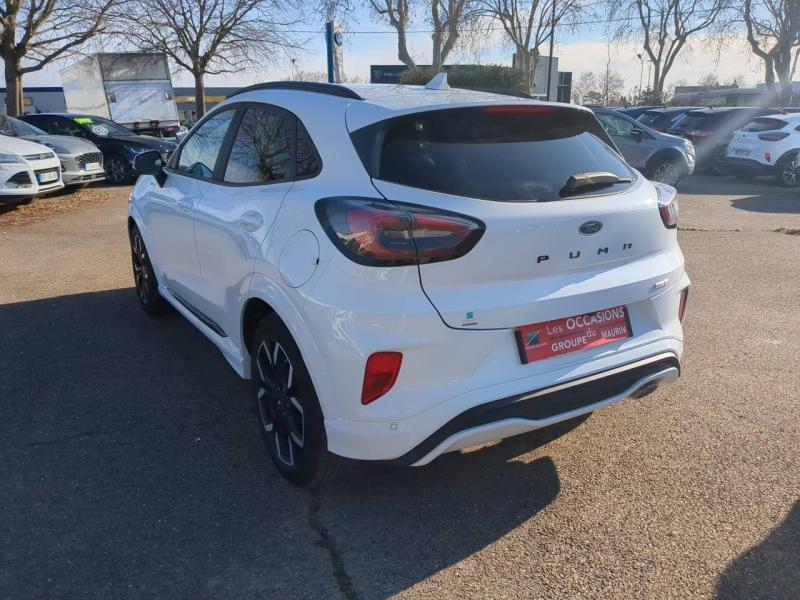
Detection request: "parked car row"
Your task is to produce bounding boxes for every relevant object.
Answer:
[0,112,178,204]
[593,104,800,187]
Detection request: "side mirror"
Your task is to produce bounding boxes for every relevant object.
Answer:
[630,128,644,143]
[134,150,166,186]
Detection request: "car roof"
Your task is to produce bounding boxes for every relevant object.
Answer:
[643,107,698,114]
[226,81,592,131]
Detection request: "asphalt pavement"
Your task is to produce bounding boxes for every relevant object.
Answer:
[1,176,798,599]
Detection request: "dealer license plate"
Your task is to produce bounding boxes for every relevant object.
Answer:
[514,305,633,364]
[37,171,58,183]
[83,162,100,171]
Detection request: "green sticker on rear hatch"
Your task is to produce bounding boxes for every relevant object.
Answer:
[73,117,93,124]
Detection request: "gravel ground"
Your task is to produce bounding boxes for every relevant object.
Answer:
[0,175,798,599]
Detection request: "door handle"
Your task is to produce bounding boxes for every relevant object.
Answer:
[177,197,194,211]
[238,210,263,232]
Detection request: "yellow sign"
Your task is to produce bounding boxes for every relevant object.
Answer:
[175,95,226,104]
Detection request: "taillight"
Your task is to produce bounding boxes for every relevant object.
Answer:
[654,182,679,228]
[315,197,484,266]
[362,352,403,405]
[678,287,689,322]
[758,132,789,141]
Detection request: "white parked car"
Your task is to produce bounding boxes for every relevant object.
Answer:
[128,80,690,486]
[726,113,800,186]
[0,115,105,187]
[0,134,63,203]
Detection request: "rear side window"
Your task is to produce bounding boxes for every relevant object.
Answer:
[296,120,321,178]
[676,112,727,129]
[224,106,292,184]
[742,118,788,132]
[350,106,633,202]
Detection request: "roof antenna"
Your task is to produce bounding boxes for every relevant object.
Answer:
[425,72,450,91]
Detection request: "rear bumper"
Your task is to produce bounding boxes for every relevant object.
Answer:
[380,352,680,466]
[725,157,774,175]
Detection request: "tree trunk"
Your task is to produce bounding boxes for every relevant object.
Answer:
[4,58,23,117]
[775,51,794,106]
[397,29,416,69]
[431,1,443,71]
[193,71,206,119]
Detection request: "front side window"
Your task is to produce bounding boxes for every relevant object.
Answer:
[224,106,292,184]
[176,109,235,180]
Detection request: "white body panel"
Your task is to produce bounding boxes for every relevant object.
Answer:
[0,135,64,198]
[130,84,689,465]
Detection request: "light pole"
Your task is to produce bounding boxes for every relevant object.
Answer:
[545,0,556,101]
[636,53,644,98]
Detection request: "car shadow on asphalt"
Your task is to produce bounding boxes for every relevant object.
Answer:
[676,175,788,198]
[729,195,800,215]
[715,501,800,600]
[1,287,571,598]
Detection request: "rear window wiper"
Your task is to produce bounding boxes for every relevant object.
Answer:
[560,172,632,198]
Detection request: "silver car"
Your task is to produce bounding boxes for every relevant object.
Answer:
[0,115,105,187]
[591,108,696,186]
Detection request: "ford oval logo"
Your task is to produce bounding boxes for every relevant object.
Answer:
[579,221,603,235]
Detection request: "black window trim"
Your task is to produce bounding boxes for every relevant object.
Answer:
[165,101,323,187]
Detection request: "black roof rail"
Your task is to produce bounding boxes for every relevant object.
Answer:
[226,81,363,100]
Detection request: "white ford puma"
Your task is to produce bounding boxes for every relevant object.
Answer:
[128,79,689,486]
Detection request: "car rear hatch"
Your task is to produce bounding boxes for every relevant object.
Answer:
[728,117,789,159]
[347,103,681,331]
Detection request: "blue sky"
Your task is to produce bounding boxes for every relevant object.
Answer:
[18,5,765,94]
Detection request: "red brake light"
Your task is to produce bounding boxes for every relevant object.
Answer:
[316,197,484,266]
[758,132,789,141]
[678,288,689,322]
[654,182,679,228]
[362,352,403,405]
[483,105,554,114]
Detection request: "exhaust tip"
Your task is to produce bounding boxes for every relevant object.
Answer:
[631,382,659,399]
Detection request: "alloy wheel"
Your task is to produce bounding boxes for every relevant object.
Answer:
[781,161,797,186]
[255,339,305,467]
[107,158,126,184]
[652,162,679,185]
[131,233,150,303]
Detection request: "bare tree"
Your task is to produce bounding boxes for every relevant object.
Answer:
[121,0,303,117]
[370,0,478,71]
[369,0,416,68]
[0,0,117,116]
[697,72,720,86]
[429,0,477,70]
[477,0,581,92]
[572,71,598,104]
[613,0,730,102]
[743,0,800,105]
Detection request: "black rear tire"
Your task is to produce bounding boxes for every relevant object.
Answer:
[251,314,351,487]
[775,155,799,187]
[129,225,169,315]
[708,146,729,176]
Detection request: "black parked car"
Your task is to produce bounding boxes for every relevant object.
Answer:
[19,113,177,185]
[637,107,700,132]
[667,107,775,175]
[615,105,665,119]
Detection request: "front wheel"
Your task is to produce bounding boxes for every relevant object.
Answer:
[251,314,350,487]
[105,154,133,185]
[129,226,168,315]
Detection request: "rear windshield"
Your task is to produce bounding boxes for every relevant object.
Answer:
[742,118,787,132]
[350,106,634,202]
[637,111,672,128]
[673,112,728,130]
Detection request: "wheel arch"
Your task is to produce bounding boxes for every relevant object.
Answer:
[645,147,686,173]
[775,148,800,166]
[239,285,338,418]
